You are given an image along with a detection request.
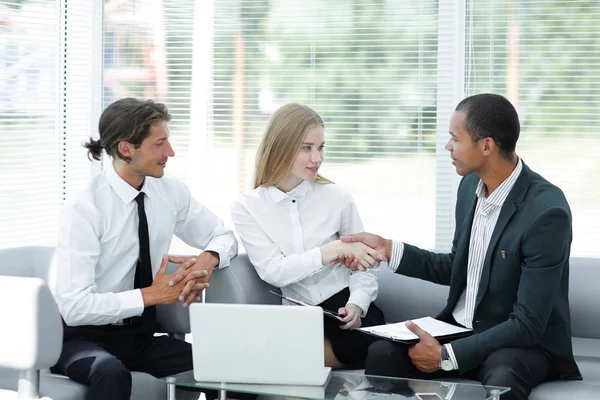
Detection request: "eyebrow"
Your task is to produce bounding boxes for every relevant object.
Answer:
[302,141,326,145]
[448,131,457,138]
[156,132,170,142]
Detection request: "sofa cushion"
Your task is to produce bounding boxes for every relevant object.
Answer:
[529,380,599,400]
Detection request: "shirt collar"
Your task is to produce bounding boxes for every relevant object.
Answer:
[267,180,311,204]
[106,163,149,204]
[475,157,523,207]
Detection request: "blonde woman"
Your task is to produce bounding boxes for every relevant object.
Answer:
[230,103,386,369]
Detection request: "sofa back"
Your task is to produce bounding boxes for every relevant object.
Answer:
[206,253,281,305]
[375,266,447,323]
[375,257,600,339]
[568,258,600,338]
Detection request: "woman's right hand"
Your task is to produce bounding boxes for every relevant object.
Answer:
[339,241,386,270]
[320,240,385,270]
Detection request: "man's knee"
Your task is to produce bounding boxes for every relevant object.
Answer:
[481,365,521,388]
[479,349,529,395]
[60,352,132,399]
[367,340,403,360]
[91,356,131,382]
[365,340,409,377]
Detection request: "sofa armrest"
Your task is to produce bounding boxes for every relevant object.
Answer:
[0,276,62,370]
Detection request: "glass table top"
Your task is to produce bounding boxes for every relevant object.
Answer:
[157,370,510,400]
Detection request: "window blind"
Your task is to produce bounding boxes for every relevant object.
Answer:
[465,0,600,257]
[0,0,59,247]
[61,0,100,201]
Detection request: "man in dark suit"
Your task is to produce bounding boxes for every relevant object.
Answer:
[337,93,581,400]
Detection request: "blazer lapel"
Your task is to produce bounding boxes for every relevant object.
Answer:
[447,186,478,307]
[456,193,477,269]
[474,164,533,311]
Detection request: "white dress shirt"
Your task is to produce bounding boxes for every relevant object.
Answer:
[388,158,523,369]
[53,164,238,326]
[230,180,378,315]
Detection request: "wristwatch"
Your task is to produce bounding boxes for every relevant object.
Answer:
[439,345,454,371]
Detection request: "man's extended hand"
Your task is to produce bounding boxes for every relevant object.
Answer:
[331,232,392,271]
[406,320,443,373]
[169,252,219,306]
[338,303,363,330]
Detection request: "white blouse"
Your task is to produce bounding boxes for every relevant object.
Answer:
[230,180,378,314]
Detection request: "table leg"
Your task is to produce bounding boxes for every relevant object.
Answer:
[219,389,227,400]
[166,376,176,400]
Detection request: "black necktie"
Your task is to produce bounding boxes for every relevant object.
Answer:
[132,192,156,331]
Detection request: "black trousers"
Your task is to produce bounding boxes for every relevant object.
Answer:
[365,340,557,400]
[51,325,214,400]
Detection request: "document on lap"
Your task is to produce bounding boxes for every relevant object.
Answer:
[358,316,472,344]
[269,290,344,321]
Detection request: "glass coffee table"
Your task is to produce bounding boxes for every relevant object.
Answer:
[157,370,510,400]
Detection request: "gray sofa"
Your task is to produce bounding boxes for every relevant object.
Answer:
[206,254,600,400]
[3,248,596,399]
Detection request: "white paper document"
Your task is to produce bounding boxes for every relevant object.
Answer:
[358,316,472,343]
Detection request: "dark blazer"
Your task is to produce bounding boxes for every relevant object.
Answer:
[397,161,581,380]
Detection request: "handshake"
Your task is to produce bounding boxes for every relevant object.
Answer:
[320,232,393,271]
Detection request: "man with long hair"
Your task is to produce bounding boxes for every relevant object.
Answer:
[51,98,238,400]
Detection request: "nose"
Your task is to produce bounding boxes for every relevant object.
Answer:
[312,150,322,163]
[166,141,175,157]
[445,139,452,152]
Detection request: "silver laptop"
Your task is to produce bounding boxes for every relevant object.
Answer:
[189,303,331,386]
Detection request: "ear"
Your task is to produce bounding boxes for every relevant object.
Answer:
[117,141,133,160]
[481,137,496,155]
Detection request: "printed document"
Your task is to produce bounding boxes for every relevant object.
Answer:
[358,316,472,344]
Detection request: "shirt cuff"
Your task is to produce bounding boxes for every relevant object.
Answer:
[205,236,236,268]
[388,240,405,272]
[119,289,145,319]
[347,290,372,317]
[444,344,459,370]
[307,247,328,277]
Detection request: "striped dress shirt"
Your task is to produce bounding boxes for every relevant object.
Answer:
[389,158,523,370]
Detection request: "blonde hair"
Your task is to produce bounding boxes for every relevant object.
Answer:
[254,103,331,189]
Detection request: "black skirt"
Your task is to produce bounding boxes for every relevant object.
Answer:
[318,287,385,368]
